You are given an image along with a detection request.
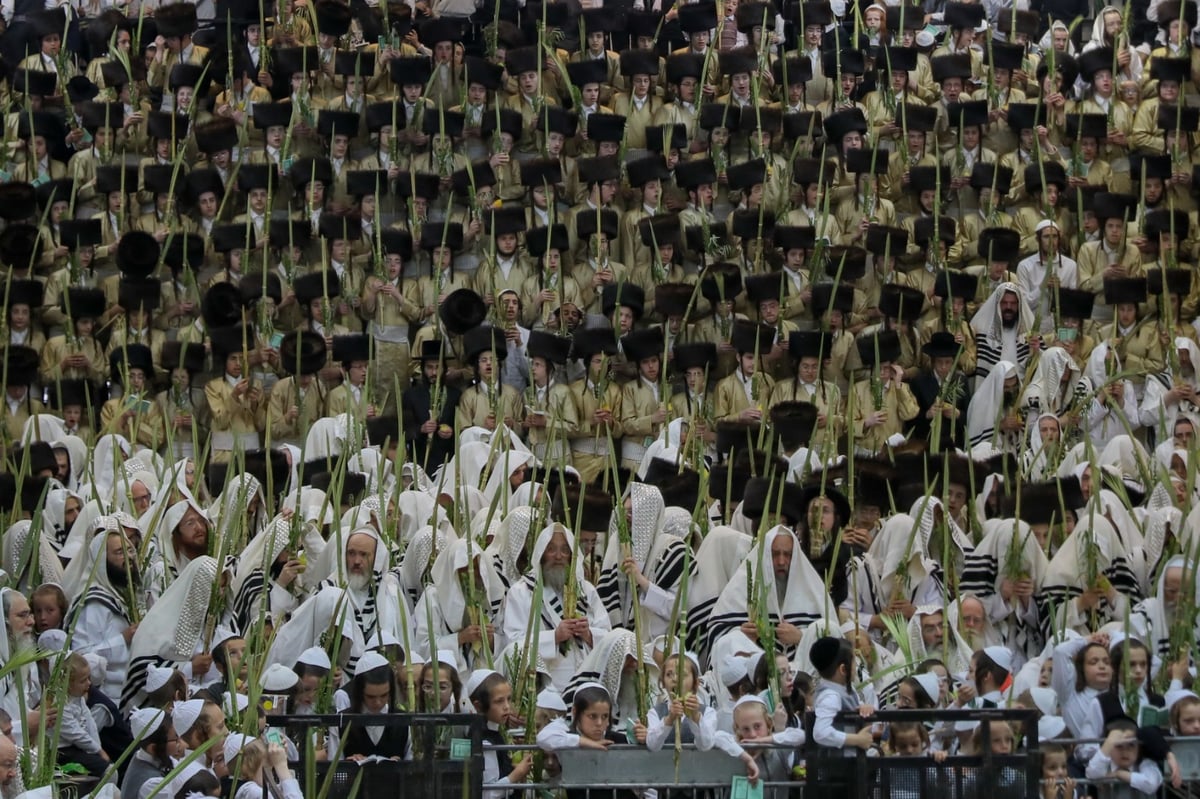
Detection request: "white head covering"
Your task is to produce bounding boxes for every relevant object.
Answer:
[967,360,1017,447]
[173,698,206,737]
[971,283,1032,340]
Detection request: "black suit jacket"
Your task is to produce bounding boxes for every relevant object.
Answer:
[907,370,971,449]
[401,380,462,470]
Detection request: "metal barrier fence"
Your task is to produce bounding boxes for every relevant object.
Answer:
[270,712,486,799]
[266,711,1200,799]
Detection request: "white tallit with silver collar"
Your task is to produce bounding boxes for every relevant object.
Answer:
[904,604,973,677]
[1,520,65,592]
[1130,555,1200,663]
[909,495,975,585]
[230,516,296,632]
[597,483,691,638]
[709,526,837,659]
[119,555,218,711]
[563,628,661,726]
[849,513,940,620]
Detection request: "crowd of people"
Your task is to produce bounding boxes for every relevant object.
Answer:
[3,0,1200,794]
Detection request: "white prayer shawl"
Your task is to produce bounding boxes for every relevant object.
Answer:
[230,516,296,632]
[904,604,973,677]
[396,490,436,545]
[481,448,536,510]
[21,413,65,444]
[709,526,837,659]
[433,442,493,499]
[52,435,89,491]
[967,360,1018,449]
[267,586,360,672]
[1040,513,1143,635]
[909,495,975,583]
[0,587,41,747]
[145,496,211,600]
[971,283,1033,384]
[1021,349,1102,432]
[397,525,455,607]
[488,506,537,587]
[500,523,610,690]
[2,520,65,593]
[1022,412,1063,481]
[1130,556,1200,663]
[413,538,507,678]
[315,527,413,673]
[304,416,347,461]
[688,525,752,664]
[67,525,140,698]
[209,474,266,548]
[40,487,82,552]
[1083,8,1143,82]
[1083,344,1141,447]
[703,629,761,733]
[847,514,941,628]
[84,434,132,500]
[563,628,661,726]
[597,483,690,639]
[120,556,219,710]
[348,448,389,493]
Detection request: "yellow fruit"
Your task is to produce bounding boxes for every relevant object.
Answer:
[438,424,452,435]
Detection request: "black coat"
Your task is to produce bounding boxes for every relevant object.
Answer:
[401,379,462,470]
[907,370,971,449]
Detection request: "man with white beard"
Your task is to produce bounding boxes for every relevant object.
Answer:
[502,524,611,689]
[315,528,412,676]
[0,736,24,799]
[0,590,51,747]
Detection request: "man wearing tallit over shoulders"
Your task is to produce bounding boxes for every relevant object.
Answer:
[502,522,611,690]
[1039,512,1145,636]
[596,483,694,642]
[708,513,837,661]
[230,516,303,635]
[413,538,507,681]
[313,526,413,676]
[119,556,219,712]
[66,515,145,701]
[140,494,211,604]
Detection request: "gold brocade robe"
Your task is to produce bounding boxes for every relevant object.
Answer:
[714,370,775,422]
[850,378,920,452]
[456,382,524,430]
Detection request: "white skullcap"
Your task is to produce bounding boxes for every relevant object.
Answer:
[356,652,389,674]
[138,779,164,799]
[83,653,107,684]
[1029,686,1058,718]
[574,681,609,698]
[721,655,750,686]
[1107,632,1127,651]
[211,626,241,650]
[915,30,935,47]
[261,663,300,692]
[745,652,764,682]
[464,669,500,698]
[145,666,176,694]
[434,649,460,670]
[1166,688,1199,710]
[1039,715,1067,741]
[222,693,249,715]
[983,646,1013,673]
[408,652,427,666]
[913,673,940,704]
[37,630,67,652]
[1035,219,1059,233]
[172,699,205,737]
[537,690,568,712]
[298,647,332,670]
[371,631,402,650]
[223,732,256,770]
[733,694,768,710]
[129,707,166,740]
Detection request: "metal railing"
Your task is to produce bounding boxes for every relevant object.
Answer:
[271,712,486,799]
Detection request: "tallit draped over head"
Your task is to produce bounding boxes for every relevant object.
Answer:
[709,526,837,658]
[972,283,1032,339]
[967,360,1017,448]
[564,628,660,725]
